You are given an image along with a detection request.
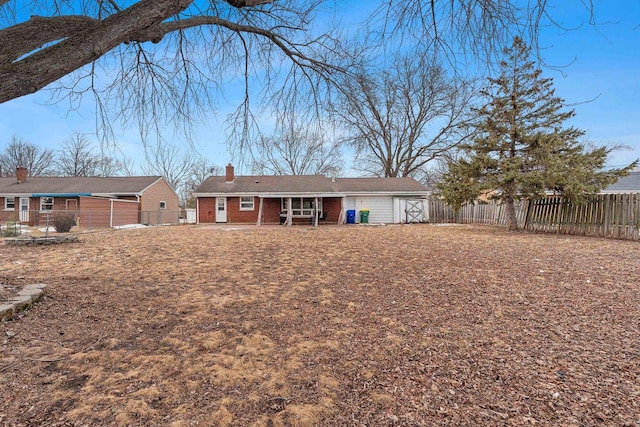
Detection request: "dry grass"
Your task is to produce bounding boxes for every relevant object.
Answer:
[0,224,638,426]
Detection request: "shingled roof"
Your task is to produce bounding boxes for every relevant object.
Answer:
[602,172,640,193]
[0,176,164,196]
[195,175,428,195]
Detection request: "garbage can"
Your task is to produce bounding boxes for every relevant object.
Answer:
[346,209,356,224]
[359,209,369,224]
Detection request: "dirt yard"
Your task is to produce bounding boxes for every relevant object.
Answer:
[0,224,638,426]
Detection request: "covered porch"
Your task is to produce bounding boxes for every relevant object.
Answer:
[256,195,346,226]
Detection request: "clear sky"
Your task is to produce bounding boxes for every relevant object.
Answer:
[0,1,638,173]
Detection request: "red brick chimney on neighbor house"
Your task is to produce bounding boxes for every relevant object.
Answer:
[16,167,27,183]
[225,164,234,183]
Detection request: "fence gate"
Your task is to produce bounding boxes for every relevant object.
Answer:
[406,200,424,223]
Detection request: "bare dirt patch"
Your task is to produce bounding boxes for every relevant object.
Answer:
[0,224,638,426]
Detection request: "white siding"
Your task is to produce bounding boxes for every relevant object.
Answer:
[355,197,394,223]
[345,197,356,211]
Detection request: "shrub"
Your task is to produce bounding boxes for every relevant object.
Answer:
[52,212,77,233]
[2,220,19,237]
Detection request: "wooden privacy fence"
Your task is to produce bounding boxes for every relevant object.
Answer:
[429,198,527,226]
[526,194,640,240]
[429,193,640,241]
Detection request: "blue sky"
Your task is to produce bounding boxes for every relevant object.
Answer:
[0,1,638,173]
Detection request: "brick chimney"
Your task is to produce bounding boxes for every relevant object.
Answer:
[16,166,27,184]
[225,164,234,183]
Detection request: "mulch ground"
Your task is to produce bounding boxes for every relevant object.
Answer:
[0,224,638,426]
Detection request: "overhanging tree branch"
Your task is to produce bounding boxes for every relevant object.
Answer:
[0,15,98,65]
[0,0,195,103]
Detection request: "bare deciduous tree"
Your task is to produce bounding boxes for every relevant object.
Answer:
[56,133,130,176]
[56,133,100,176]
[95,156,130,177]
[183,158,222,208]
[186,158,221,191]
[334,52,475,178]
[368,1,592,67]
[0,0,345,146]
[142,141,196,191]
[141,140,219,205]
[0,135,55,176]
[0,1,595,146]
[248,116,343,176]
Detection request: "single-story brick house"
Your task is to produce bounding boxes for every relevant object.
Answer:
[0,167,179,228]
[194,165,429,225]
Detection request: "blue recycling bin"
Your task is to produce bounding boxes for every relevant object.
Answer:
[346,209,356,224]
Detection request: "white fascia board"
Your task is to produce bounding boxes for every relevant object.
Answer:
[0,192,32,197]
[92,192,138,198]
[344,191,430,198]
[262,193,345,198]
[109,198,139,203]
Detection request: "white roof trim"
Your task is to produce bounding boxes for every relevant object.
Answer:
[92,192,137,198]
[109,198,139,203]
[343,191,429,197]
[195,191,429,198]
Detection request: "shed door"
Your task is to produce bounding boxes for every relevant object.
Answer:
[355,197,394,223]
[405,199,425,223]
[216,197,227,223]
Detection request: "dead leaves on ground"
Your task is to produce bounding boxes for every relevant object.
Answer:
[0,224,639,426]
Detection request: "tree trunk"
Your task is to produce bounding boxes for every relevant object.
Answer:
[0,0,194,103]
[505,196,519,231]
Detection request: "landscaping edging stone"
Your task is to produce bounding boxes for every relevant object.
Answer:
[4,235,78,246]
[0,284,47,321]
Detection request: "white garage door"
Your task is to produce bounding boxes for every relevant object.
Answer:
[355,197,394,223]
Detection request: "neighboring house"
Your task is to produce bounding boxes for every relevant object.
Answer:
[194,165,429,225]
[601,171,640,194]
[0,167,179,228]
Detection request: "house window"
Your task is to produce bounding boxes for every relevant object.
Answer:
[240,196,254,211]
[159,201,167,209]
[4,196,15,210]
[40,197,54,211]
[281,197,321,217]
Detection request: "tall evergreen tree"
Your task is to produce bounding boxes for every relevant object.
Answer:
[438,37,636,231]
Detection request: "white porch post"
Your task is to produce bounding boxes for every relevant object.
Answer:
[286,197,293,226]
[339,196,346,225]
[256,197,264,226]
[313,196,319,227]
